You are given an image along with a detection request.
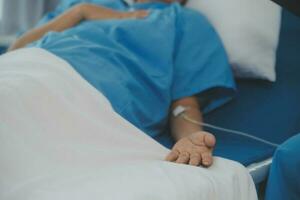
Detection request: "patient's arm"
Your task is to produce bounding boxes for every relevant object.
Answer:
[165,96,216,167]
[8,4,148,51]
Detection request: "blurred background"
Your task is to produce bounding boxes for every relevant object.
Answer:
[0,0,298,54]
[0,0,59,53]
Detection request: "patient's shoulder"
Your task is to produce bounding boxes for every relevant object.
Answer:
[180,6,211,25]
[174,4,216,35]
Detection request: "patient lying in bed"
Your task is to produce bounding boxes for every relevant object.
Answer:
[0,48,255,200]
[8,0,235,167]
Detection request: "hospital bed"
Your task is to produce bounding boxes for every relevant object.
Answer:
[155,7,300,190]
[0,3,299,196]
[203,9,300,186]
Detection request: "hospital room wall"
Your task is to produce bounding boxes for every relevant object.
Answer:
[0,0,59,49]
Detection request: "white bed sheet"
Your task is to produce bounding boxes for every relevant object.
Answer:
[0,48,257,200]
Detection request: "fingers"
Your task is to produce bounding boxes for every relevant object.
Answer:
[165,150,179,162]
[189,153,201,166]
[166,150,213,167]
[203,133,216,148]
[175,152,190,164]
[166,150,192,165]
[190,132,205,146]
[169,145,213,166]
[201,151,213,167]
[190,131,216,148]
[165,131,216,167]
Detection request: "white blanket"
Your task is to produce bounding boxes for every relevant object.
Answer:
[0,48,257,200]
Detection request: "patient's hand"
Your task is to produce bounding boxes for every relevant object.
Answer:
[79,3,149,21]
[165,131,216,167]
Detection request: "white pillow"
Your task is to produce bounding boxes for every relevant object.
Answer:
[186,0,282,81]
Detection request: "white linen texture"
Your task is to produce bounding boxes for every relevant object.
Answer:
[0,48,257,200]
[187,0,282,81]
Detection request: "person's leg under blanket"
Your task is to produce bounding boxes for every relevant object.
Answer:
[265,133,300,200]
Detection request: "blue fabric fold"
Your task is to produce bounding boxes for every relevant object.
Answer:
[30,0,235,144]
[198,9,300,166]
[265,133,300,200]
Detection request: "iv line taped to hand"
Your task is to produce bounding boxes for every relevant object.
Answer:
[173,105,279,148]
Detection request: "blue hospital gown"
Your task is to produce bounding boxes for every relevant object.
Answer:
[265,133,300,200]
[31,0,236,147]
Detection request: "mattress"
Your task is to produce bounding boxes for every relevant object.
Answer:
[158,8,300,184]
[0,48,258,200]
[247,158,272,184]
[204,8,300,163]
[2,6,299,186]
[204,9,300,183]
